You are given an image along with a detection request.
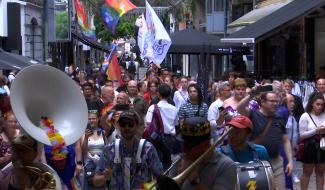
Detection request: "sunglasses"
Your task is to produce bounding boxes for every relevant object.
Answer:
[119,120,135,128]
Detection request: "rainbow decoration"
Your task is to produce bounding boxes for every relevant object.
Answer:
[100,0,136,33]
[106,47,123,86]
[100,4,120,34]
[100,102,114,116]
[39,117,68,161]
[74,0,96,40]
[105,0,137,16]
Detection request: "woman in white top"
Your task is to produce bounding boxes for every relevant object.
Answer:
[82,110,107,190]
[299,92,325,190]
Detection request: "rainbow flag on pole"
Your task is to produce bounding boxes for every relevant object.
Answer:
[100,0,136,33]
[106,46,123,85]
[74,0,96,40]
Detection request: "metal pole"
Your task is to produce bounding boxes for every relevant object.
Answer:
[42,0,48,61]
[223,0,228,38]
[224,0,229,70]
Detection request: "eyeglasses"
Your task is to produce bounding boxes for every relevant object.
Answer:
[119,121,135,128]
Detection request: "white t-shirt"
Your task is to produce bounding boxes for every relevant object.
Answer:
[145,100,178,135]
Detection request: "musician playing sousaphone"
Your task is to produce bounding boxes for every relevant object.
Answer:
[0,132,60,190]
[172,117,237,190]
[1,65,89,190]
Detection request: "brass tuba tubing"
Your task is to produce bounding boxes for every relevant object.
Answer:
[24,165,56,190]
[172,127,233,187]
[152,127,233,190]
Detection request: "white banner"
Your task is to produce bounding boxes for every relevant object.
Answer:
[135,14,153,60]
[145,1,171,65]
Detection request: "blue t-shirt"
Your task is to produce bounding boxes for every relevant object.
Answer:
[219,143,270,163]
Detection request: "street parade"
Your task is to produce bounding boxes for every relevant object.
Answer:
[1,0,325,190]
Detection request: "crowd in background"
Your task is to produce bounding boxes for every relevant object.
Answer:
[1,63,325,190]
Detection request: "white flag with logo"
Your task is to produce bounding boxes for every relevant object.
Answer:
[135,14,153,60]
[145,1,171,64]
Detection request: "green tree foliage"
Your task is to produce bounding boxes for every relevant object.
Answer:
[55,11,69,40]
[94,14,137,43]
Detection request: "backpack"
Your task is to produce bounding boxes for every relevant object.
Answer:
[142,104,171,165]
[142,104,164,145]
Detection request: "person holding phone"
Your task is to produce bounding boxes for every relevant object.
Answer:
[81,110,107,190]
[208,82,232,139]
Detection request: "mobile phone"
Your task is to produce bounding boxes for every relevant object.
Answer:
[225,106,235,113]
[256,85,273,93]
[115,104,129,111]
[86,124,94,134]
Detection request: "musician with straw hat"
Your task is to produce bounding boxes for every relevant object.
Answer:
[168,117,237,190]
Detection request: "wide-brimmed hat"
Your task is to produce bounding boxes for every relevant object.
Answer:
[11,132,38,152]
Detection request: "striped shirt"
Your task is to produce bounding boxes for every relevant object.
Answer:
[179,101,208,119]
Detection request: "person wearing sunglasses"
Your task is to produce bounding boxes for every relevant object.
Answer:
[93,110,163,189]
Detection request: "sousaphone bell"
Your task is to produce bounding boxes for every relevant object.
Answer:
[9,65,88,189]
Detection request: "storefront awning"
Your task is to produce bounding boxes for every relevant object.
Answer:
[169,29,250,55]
[71,30,110,52]
[221,0,325,44]
[227,1,291,34]
[0,49,44,70]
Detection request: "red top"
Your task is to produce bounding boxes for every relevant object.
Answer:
[143,92,158,105]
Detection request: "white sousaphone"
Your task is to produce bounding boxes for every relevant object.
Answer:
[9,65,88,189]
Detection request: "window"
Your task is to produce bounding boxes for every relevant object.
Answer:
[214,0,224,12]
[207,0,212,14]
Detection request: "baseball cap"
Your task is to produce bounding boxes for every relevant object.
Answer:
[118,110,140,125]
[227,115,253,130]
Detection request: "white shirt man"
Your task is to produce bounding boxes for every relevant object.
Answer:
[146,84,178,135]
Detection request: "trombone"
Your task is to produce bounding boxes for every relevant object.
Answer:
[149,127,233,190]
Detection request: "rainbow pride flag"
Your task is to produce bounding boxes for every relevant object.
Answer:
[100,0,136,33]
[74,0,96,40]
[105,0,136,16]
[106,47,123,85]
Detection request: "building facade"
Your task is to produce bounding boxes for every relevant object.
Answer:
[0,0,45,61]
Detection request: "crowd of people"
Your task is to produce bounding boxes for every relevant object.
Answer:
[1,65,325,190]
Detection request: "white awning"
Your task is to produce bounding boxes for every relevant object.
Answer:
[227,1,291,34]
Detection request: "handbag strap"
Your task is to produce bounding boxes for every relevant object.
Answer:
[254,117,273,144]
[307,113,318,128]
